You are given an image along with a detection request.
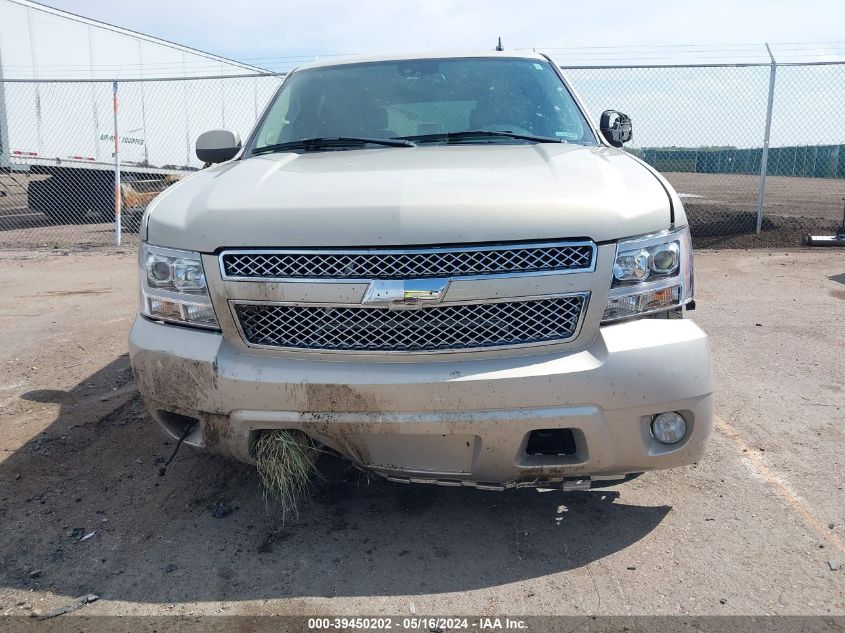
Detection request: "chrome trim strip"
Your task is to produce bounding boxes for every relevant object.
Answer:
[228,291,591,355]
[218,240,597,283]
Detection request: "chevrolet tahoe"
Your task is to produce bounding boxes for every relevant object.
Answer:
[129,51,712,491]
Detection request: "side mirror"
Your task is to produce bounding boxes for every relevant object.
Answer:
[599,111,632,147]
[196,129,241,164]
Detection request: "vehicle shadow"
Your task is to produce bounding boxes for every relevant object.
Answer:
[0,357,670,603]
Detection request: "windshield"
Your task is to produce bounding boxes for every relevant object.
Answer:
[250,57,597,152]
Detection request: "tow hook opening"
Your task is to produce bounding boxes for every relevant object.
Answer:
[155,410,202,444]
[525,429,577,456]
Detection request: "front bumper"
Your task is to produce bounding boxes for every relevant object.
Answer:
[129,316,712,488]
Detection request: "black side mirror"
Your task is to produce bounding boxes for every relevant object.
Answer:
[196,129,241,164]
[599,111,632,147]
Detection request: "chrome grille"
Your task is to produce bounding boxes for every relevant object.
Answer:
[233,295,587,353]
[221,242,594,280]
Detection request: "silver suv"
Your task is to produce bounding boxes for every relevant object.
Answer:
[129,51,712,490]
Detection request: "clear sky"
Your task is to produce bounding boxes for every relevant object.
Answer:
[34,0,845,70]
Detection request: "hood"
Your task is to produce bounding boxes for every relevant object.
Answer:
[144,143,672,251]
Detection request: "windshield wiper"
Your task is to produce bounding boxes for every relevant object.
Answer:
[253,137,416,155]
[393,130,566,145]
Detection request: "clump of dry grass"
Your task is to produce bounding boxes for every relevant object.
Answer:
[253,430,321,520]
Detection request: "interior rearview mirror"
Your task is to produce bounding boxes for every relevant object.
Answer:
[196,129,242,164]
[599,111,632,147]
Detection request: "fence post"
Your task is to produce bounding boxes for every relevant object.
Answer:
[112,80,121,246]
[755,43,777,234]
[0,49,11,171]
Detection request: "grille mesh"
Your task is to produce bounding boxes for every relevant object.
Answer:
[222,243,594,280]
[234,296,586,352]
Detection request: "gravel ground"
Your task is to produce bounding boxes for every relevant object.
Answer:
[666,172,845,222]
[0,248,842,619]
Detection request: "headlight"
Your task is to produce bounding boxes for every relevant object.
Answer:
[140,243,218,329]
[603,227,693,323]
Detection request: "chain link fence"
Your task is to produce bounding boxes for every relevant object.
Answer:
[1,61,843,250]
[0,75,284,249]
[564,61,845,245]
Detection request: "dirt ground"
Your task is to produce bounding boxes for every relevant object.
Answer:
[0,248,842,619]
[663,172,844,248]
[665,172,845,222]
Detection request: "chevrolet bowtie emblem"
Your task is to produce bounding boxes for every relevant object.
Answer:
[362,278,450,309]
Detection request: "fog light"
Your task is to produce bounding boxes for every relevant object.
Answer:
[651,412,687,445]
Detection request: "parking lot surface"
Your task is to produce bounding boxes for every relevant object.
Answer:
[0,248,842,617]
